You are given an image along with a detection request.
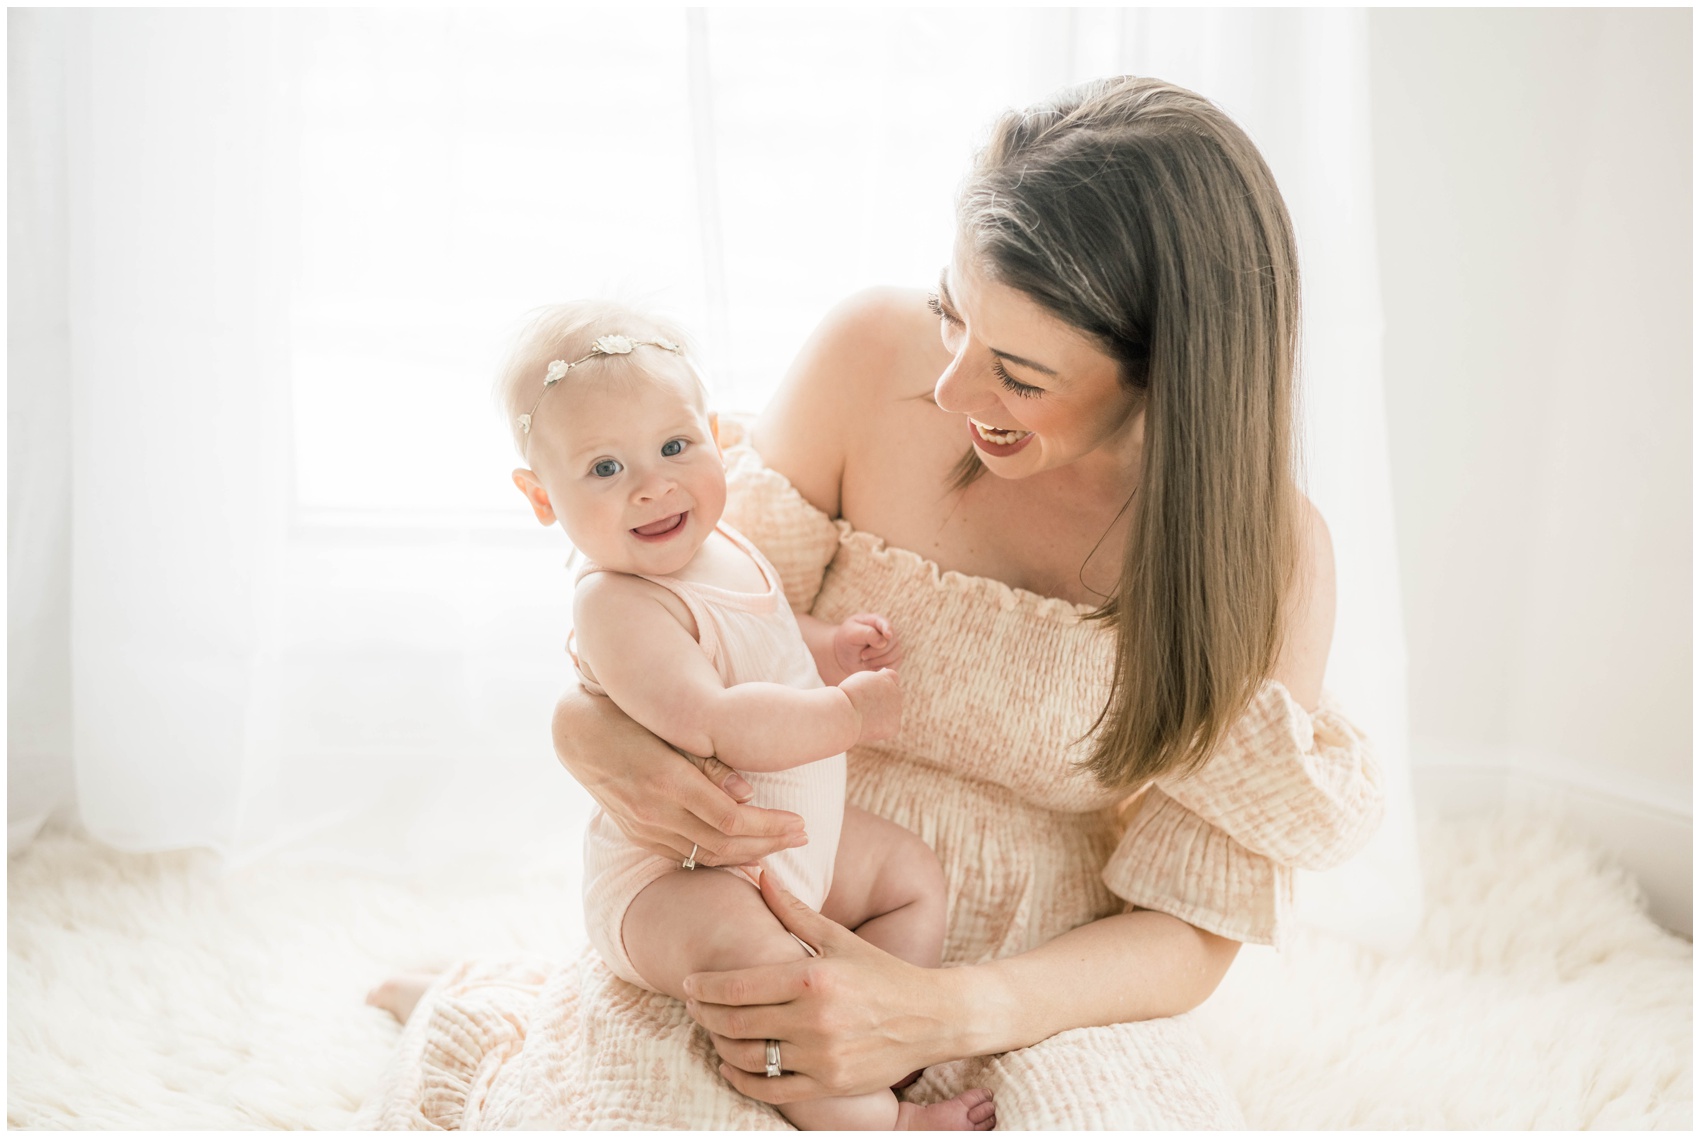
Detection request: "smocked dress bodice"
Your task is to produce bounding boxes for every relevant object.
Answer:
[719,436,1384,955]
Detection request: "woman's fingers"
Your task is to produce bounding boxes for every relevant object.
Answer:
[683,958,810,1007]
[716,1064,825,1107]
[619,815,739,867]
[684,981,801,1039]
[695,754,753,802]
[705,1032,769,1075]
[668,760,807,866]
[754,867,855,953]
[625,810,803,869]
[554,686,807,864]
[680,806,808,867]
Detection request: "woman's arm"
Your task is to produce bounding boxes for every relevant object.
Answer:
[962,908,1240,1053]
[683,876,1239,1104]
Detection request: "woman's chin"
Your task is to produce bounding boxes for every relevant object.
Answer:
[974,442,1046,480]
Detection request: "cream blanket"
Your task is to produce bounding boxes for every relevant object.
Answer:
[356,949,1243,1129]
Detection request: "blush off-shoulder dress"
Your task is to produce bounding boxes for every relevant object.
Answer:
[358,435,1385,1130]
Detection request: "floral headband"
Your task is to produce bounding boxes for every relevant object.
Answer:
[518,333,683,451]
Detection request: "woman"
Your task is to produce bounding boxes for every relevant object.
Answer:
[363,75,1382,1129]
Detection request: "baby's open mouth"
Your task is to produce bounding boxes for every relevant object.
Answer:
[631,512,687,538]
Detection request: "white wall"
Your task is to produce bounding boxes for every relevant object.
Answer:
[1368,8,1692,934]
[8,9,77,853]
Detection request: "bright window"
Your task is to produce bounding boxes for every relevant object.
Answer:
[287,9,1072,523]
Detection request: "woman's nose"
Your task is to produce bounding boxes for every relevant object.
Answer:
[933,348,996,416]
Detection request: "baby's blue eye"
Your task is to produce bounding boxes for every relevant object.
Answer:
[592,459,622,478]
[661,439,685,457]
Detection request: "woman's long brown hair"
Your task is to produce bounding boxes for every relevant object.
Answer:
[956,76,1303,788]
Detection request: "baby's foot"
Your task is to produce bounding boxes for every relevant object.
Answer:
[364,971,440,1025]
[896,1087,995,1131]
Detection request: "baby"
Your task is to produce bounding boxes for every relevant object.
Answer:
[499,302,995,1132]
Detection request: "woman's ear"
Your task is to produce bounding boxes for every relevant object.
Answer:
[512,468,557,526]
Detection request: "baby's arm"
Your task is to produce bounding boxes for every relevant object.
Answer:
[574,574,898,773]
[796,612,903,686]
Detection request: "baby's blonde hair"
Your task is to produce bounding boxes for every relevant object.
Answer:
[495,301,702,458]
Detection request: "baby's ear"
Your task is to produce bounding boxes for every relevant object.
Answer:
[708,411,722,454]
[512,468,557,526]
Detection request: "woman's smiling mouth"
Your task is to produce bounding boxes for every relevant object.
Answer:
[968,416,1035,455]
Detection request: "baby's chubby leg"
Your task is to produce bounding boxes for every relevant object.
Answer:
[621,869,909,1130]
[822,806,949,968]
[622,868,810,998]
[822,807,996,1121]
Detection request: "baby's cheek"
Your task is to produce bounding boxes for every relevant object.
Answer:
[695,470,729,529]
[561,509,626,568]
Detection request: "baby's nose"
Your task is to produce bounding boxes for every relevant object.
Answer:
[633,470,677,501]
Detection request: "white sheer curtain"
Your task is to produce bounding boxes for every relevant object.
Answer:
[9,8,1417,947]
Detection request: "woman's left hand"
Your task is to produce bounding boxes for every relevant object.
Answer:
[681,871,960,1105]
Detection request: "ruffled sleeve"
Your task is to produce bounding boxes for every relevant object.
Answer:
[1100,683,1384,947]
[718,422,842,615]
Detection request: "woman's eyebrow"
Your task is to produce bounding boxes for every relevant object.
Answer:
[937,269,1059,377]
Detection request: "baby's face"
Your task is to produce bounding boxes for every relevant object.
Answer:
[535,357,726,577]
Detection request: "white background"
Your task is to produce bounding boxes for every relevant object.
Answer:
[1368,8,1691,932]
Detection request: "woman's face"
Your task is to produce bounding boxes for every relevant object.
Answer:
[931,247,1143,481]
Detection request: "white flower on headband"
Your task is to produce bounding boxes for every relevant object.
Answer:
[654,336,679,352]
[593,335,635,355]
[544,360,570,384]
[518,413,533,434]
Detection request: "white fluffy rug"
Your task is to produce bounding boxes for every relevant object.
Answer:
[7,812,1691,1129]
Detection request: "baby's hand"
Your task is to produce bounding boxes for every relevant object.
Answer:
[840,667,902,743]
[833,612,902,676]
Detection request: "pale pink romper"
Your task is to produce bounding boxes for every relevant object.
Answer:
[575,524,846,992]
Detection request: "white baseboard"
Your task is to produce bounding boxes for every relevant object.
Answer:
[1411,741,1692,939]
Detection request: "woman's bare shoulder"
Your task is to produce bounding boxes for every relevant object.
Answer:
[753,287,943,518]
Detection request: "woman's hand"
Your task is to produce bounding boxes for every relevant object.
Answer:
[552,685,807,867]
[681,872,963,1104]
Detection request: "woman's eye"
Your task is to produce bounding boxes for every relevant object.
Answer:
[592,459,622,478]
[929,293,964,351]
[993,358,1043,399]
[661,438,685,457]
